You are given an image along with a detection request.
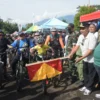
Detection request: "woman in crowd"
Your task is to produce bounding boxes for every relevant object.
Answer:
[94,29,100,99]
[89,23,98,40]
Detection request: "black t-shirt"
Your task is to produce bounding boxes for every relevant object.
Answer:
[0,38,10,53]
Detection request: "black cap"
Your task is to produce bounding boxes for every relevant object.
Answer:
[18,32,25,36]
[58,29,62,32]
[68,23,74,28]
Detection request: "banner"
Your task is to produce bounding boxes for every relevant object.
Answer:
[26,59,62,82]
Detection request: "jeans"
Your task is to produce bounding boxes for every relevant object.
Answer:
[11,54,29,74]
[83,61,96,90]
[1,54,7,77]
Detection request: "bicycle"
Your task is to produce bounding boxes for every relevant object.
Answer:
[0,52,6,89]
[16,48,30,92]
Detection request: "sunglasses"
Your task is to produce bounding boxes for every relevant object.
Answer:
[0,34,3,36]
[81,39,85,45]
[80,27,85,30]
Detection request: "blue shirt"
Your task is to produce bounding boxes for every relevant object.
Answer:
[11,38,34,54]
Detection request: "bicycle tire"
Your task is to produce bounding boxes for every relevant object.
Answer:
[0,63,4,89]
[16,63,23,92]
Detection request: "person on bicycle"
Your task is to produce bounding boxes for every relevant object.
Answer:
[33,32,41,45]
[45,28,64,58]
[30,36,54,94]
[8,32,34,76]
[30,36,54,60]
[0,30,10,81]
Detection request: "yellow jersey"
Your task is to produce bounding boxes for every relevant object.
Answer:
[32,44,50,55]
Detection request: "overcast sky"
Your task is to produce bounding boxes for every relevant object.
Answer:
[0,0,99,23]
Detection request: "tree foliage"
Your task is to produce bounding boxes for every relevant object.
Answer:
[74,6,96,29]
[62,19,68,23]
[94,5,100,10]
[22,23,33,31]
[0,18,18,34]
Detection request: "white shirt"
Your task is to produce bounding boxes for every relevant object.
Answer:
[89,32,98,40]
[65,34,69,47]
[76,32,97,63]
[94,32,98,40]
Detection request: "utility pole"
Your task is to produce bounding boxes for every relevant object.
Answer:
[88,0,90,7]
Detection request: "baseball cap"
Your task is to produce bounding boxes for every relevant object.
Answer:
[50,28,57,32]
[34,32,40,36]
[58,29,62,32]
[68,23,74,28]
[18,32,25,36]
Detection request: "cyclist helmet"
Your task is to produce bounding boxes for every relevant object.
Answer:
[37,36,44,44]
[34,32,40,36]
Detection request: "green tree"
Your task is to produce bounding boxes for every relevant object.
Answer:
[0,18,4,29]
[62,19,68,23]
[22,23,33,31]
[3,21,18,34]
[74,6,96,29]
[94,5,100,10]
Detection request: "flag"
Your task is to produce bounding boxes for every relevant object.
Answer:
[26,59,62,82]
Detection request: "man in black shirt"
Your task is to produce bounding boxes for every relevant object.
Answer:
[0,30,10,80]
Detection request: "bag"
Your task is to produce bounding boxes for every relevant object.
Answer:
[49,34,60,49]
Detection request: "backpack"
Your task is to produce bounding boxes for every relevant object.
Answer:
[16,38,30,49]
[49,34,60,48]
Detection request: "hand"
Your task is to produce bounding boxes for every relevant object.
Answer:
[66,54,73,59]
[30,48,33,53]
[52,52,55,56]
[75,57,82,63]
[7,45,13,49]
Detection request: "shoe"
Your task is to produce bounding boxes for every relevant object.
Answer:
[95,94,100,98]
[79,86,86,92]
[83,89,91,95]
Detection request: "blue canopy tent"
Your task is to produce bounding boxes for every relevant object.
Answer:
[40,18,68,29]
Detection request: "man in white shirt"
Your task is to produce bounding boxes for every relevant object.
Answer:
[67,23,97,95]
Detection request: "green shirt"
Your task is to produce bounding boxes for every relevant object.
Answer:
[66,32,78,54]
[94,43,100,67]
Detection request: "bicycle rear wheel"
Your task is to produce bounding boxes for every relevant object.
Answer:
[0,63,4,89]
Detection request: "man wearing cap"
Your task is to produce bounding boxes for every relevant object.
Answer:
[65,23,78,55]
[67,23,97,95]
[45,28,64,58]
[33,32,41,45]
[0,30,10,81]
[9,32,34,76]
[65,23,79,76]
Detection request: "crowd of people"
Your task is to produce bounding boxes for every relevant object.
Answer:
[0,22,100,98]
